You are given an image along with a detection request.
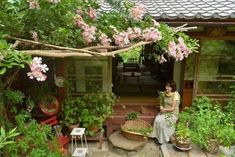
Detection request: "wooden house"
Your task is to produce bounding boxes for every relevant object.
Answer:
[17,0,235,138]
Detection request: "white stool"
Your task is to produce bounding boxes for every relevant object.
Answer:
[70,128,89,157]
[72,148,88,157]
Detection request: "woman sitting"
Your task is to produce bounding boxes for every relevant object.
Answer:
[150,80,180,144]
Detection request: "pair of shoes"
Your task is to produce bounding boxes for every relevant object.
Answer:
[153,138,162,145]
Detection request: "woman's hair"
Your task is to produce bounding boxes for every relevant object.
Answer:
[166,80,177,92]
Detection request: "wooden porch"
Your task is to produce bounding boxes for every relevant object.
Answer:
[105,94,159,138]
[116,93,158,106]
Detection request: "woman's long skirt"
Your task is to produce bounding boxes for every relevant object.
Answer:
[150,114,177,144]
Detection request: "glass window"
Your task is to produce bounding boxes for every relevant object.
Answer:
[67,57,111,93]
[185,53,196,80]
[197,40,235,100]
[85,66,103,92]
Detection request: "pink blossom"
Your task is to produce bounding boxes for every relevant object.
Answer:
[82,31,94,43]
[76,8,84,15]
[129,4,146,20]
[88,8,97,20]
[159,55,167,64]
[177,37,192,58]
[142,28,162,42]
[177,37,187,52]
[175,52,184,61]
[98,33,112,52]
[99,33,112,46]
[133,27,142,35]
[113,31,130,47]
[127,27,142,40]
[74,15,88,30]
[167,41,177,57]
[167,37,192,61]
[90,26,97,35]
[27,57,49,81]
[28,0,39,9]
[29,30,38,42]
[82,26,97,44]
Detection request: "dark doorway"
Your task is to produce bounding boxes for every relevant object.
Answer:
[112,45,174,99]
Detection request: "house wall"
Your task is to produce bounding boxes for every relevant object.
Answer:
[173,61,183,93]
[65,57,112,94]
[194,40,235,102]
[182,26,235,106]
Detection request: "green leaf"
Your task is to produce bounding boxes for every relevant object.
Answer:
[0,127,6,139]
[0,67,7,75]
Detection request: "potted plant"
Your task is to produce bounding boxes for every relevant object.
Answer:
[186,97,235,153]
[174,122,191,150]
[38,95,60,116]
[80,92,117,136]
[172,108,192,150]
[60,97,85,130]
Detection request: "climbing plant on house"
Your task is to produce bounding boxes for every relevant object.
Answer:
[0,0,199,155]
[0,0,198,60]
[0,0,199,125]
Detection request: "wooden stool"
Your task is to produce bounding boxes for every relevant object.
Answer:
[70,128,89,157]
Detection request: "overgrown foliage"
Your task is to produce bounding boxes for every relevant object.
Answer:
[0,0,198,59]
[0,127,20,149]
[179,97,235,150]
[0,40,31,76]
[5,112,62,157]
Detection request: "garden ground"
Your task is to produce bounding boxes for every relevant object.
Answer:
[66,139,161,157]
[65,140,235,157]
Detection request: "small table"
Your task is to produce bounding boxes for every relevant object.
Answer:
[122,72,143,93]
[70,128,89,157]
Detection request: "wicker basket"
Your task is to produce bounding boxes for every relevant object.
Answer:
[121,119,152,141]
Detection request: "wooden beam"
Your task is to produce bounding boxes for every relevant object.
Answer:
[206,27,227,37]
[23,50,94,58]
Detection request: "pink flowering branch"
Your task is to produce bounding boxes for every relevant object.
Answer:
[7,36,153,57]
[23,41,153,57]
[7,23,197,58]
[7,36,102,56]
[27,57,49,81]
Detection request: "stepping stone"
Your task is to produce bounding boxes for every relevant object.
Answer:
[109,130,147,151]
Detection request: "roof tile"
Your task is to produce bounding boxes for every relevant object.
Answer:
[100,0,235,20]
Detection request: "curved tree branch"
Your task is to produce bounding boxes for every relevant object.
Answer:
[22,41,153,57]
[9,24,197,58]
[23,50,94,57]
[100,41,153,56]
[7,36,101,56]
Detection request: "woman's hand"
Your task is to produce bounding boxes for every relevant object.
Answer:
[160,108,166,114]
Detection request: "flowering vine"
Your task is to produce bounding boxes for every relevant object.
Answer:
[27,57,49,81]
[0,0,199,80]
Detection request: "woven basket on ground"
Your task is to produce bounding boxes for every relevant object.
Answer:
[121,119,152,141]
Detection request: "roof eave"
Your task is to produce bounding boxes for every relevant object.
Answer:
[157,19,235,26]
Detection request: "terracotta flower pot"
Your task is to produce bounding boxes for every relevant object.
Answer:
[68,124,80,132]
[39,95,60,116]
[175,137,191,149]
[87,125,100,133]
[205,139,220,154]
